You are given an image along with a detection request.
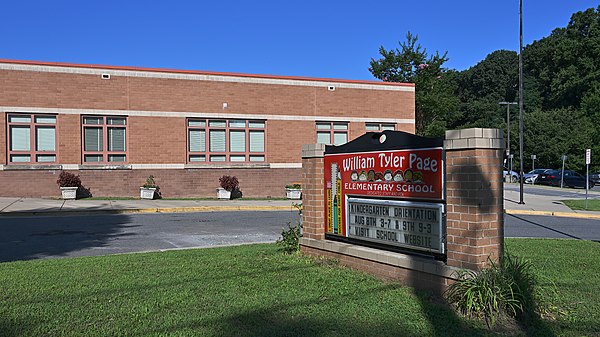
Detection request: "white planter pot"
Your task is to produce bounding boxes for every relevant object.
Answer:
[286,188,302,200]
[60,187,78,200]
[140,187,157,200]
[217,187,231,200]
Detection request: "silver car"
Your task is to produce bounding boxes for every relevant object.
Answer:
[523,169,552,184]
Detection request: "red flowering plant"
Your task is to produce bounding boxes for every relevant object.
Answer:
[56,171,82,188]
[219,175,239,192]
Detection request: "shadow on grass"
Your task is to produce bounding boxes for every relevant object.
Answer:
[142,284,491,337]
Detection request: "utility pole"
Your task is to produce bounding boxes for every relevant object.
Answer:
[518,0,525,204]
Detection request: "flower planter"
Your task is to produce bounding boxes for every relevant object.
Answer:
[217,187,232,200]
[285,188,302,200]
[140,187,157,200]
[60,187,78,200]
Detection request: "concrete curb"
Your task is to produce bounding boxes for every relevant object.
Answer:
[0,205,296,217]
[505,209,600,220]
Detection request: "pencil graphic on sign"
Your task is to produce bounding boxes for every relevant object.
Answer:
[327,188,333,233]
[331,163,339,234]
[336,175,342,235]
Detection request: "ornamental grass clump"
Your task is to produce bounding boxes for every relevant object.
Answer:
[445,253,538,329]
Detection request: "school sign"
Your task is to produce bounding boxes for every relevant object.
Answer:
[323,131,445,256]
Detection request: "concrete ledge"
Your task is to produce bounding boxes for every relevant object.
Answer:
[1,164,63,171]
[444,128,505,150]
[300,237,459,279]
[0,205,295,217]
[505,209,600,220]
[184,163,270,169]
[78,164,132,170]
[302,144,326,158]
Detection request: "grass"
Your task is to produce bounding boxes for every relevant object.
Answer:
[562,199,600,211]
[1,239,599,336]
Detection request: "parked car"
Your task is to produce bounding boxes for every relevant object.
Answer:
[537,170,595,188]
[592,172,600,184]
[522,169,552,184]
[503,169,519,183]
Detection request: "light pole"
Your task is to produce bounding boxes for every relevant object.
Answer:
[499,102,517,159]
[560,155,567,188]
[518,0,525,204]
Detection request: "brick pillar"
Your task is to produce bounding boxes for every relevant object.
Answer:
[445,128,505,271]
[301,144,326,240]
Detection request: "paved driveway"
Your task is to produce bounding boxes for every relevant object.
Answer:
[0,211,299,262]
[1,211,598,263]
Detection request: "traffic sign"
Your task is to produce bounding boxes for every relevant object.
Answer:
[586,149,591,165]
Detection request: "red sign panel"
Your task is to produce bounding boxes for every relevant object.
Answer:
[323,148,444,237]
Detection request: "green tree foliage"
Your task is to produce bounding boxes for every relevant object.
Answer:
[369,7,600,172]
[523,108,594,171]
[369,32,459,136]
[524,6,600,110]
[453,50,518,130]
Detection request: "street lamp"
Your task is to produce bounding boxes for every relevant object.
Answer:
[518,0,525,204]
[499,102,517,158]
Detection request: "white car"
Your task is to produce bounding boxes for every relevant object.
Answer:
[503,169,519,183]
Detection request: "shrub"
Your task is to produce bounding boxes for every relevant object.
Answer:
[285,183,301,189]
[445,253,538,329]
[276,203,302,254]
[219,175,239,192]
[142,175,158,188]
[56,171,82,188]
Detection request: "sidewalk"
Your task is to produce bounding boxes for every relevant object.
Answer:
[0,197,300,217]
[504,187,600,219]
[1,187,599,218]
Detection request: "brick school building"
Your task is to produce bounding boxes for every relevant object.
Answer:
[0,59,414,198]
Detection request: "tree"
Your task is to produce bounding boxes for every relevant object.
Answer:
[369,32,459,136]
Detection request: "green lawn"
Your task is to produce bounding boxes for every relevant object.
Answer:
[1,239,599,336]
[562,199,600,211]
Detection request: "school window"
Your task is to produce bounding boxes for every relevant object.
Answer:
[316,122,348,145]
[82,116,128,163]
[7,113,57,163]
[365,123,395,132]
[187,119,266,163]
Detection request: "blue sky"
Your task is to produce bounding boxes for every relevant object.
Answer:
[2,0,598,80]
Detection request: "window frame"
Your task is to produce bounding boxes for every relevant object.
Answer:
[186,118,266,163]
[81,115,129,164]
[7,113,58,164]
[315,121,349,145]
[365,122,396,132]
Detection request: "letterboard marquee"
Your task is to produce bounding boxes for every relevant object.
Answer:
[324,131,446,256]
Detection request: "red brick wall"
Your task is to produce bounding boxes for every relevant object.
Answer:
[0,69,414,121]
[302,246,449,293]
[58,114,81,164]
[301,146,325,240]
[0,168,302,198]
[445,148,504,270]
[129,117,187,164]
[0,111,5,165]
